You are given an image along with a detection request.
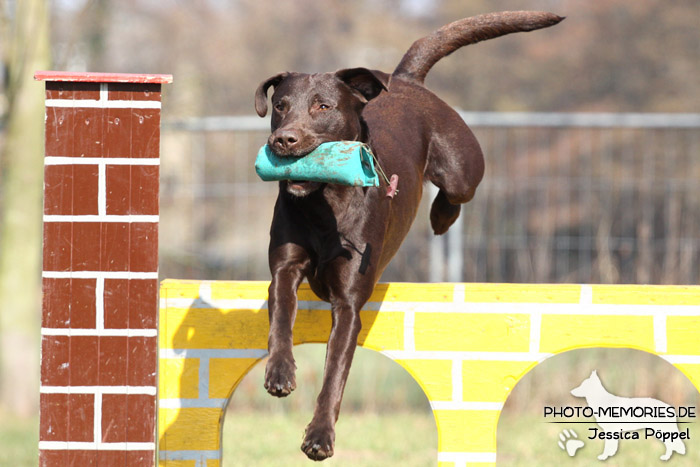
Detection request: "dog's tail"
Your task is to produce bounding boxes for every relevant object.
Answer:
[393,11,564,85]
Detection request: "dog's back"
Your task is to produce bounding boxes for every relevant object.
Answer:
[365,12,563,252]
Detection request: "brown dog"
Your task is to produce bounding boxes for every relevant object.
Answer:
[254,11,563,460]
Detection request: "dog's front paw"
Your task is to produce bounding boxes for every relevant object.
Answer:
[301,422,335,461]
[264,355,296,397]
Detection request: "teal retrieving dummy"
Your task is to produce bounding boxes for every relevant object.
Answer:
[255,141,379,187]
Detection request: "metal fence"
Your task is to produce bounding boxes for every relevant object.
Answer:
[160,112,700,285]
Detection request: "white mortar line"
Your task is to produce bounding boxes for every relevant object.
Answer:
[158,398,228,409]
[97,163,107,216]
[42,271,158,279]
[94,392,102,444]
[95,277,105,332]
[438,451,496,464]
[45,99,161,109]
[45,157,160,165]
[41,328,157,337]
[39,441,155,450]
[431,401,503,411]
[41,386,156,395]
[43,215,159,223]
[451,358,463,403]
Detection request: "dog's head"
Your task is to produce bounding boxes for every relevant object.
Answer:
[570,370,602,398]
[255,69,387,197]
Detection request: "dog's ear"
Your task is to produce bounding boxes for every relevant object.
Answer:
[255,72,290,117]
[335,68,388,103]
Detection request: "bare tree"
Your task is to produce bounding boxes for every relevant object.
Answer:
[0,0,51,416]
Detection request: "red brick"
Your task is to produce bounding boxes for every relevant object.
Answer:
[74,108,106,157]
[41,336,70,386]
[104,108,134,158]
[45,108,107,158]
[43,222,73,271]
[104,279,158,329]
[43,278,72,328]
[101,394,155,443]
[68,393,95,442]
[44,165,99,216]
[105,165,159,215]
[71,222,101,271]
[40,450,68,466]
[126,451,155,466]
[108,83,161,101]
[70,336,99,386]
[44,222,159,273]
[131,109,161,158]
[73,165,101,215]
[103,108,160,158]
[42,278,97,329]
[43,165,73,215]
[105,165,130,215]
[129,223,158,272]
[128,337,157,386]
[97,451,127,465]
[45,107,72,157]
[101,223,130,271]
[39,393,94,442]
[40,393,68,441]
[126,395,156,442]
[40,450,99,466]
[46,82,100,100]
[99,336,128,386]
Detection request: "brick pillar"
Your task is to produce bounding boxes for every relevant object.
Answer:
[36,71,172,466]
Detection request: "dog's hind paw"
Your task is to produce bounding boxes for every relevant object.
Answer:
[264,355,297,397]
[301,423,335,461]
[430,189,461,235]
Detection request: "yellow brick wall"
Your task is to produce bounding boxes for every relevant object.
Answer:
[158,280,700,466]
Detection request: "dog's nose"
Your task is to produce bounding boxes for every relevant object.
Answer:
[271,129,301,153]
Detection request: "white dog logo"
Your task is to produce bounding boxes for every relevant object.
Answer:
[570,370,686,461]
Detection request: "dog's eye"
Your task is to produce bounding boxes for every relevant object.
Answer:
[318,104,330,110]
[274,102,286,112]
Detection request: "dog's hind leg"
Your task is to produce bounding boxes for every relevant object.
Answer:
[424,109,485,235]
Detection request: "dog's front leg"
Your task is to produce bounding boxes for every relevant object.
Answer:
[301,299,363,461]
[265,244,310,397]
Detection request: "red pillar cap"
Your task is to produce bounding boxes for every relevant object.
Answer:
[34,71,173,84]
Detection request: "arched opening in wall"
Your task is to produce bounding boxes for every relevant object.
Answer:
[222,343,437,466]
[496,348,700,466]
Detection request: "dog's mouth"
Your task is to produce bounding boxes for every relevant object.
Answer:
[286,180,322,197]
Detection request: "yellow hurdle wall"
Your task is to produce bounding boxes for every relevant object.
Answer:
[157,280,700,466]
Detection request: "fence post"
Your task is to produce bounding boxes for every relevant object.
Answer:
[36,71,171,466]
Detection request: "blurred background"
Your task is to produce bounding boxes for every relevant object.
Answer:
[0,0,698,465]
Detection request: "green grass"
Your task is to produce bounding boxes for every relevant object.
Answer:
[222,344,438,465]
[0,414,37,467]
[222,411,437,466]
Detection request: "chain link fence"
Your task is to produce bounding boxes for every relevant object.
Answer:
[160,112,700,285]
